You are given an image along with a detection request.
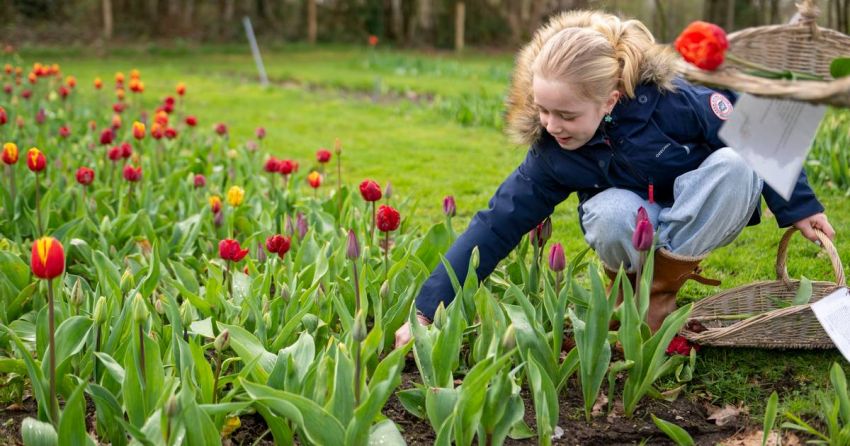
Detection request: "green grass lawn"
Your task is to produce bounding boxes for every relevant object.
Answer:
[17,44,850,421]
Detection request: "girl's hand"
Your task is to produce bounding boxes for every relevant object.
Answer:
[394,313,432,349]
[792,213,835,243]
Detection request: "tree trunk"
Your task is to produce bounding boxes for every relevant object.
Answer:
[769,0,779,25]
[390,0,404,43]
[102,0,113,39]
[725,0,735,30]
[654,0,668,42]
[307,0,316,44]
[417,0,434,45]
[455,2,465,52]
[183,0,194,30]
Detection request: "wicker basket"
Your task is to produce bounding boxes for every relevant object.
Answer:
[680,227,845,349]
[678,0,850,107]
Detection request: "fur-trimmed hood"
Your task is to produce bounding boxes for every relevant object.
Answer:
[505,10,678,146]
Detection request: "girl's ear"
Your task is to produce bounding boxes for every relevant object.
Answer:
[605,90,621,112]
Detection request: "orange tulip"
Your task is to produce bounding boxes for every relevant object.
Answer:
[307,171,322,188]
[176,82,186,96]
[115,72,125,84]
[94,77,103,89]
[132,121,146,140]
[31,237,65,279]
[65,76,76,88]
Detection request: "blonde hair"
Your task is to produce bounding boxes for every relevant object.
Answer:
[531,10,677,103]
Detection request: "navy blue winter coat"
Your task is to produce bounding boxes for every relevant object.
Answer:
[415,79,824,320]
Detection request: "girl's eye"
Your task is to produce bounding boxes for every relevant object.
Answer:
[560,114,576,120]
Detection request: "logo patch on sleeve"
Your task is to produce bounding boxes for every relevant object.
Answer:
[709,93,733,120]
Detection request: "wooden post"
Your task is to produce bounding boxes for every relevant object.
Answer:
[455,2,465,52]
[307,0,317,44]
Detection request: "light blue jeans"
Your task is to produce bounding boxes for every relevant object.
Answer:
[582,147,763,272]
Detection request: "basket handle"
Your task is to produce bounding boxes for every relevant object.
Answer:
[794,0,822,39]
[775,227,845,287]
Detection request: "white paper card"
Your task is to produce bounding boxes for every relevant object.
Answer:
[718,94,826,201]
[811,287,850,363]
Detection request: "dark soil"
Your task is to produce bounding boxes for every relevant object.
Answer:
[0,360,746,445]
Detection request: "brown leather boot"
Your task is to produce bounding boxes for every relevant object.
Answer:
[647,249,720,333]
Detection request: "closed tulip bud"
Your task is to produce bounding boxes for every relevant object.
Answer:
[433,302,447,330]
[2,142,18,164]
[30,237,64,279]
[263,157,280,173]
[120,269,134,294]
[352,310,367,342]
[255,127,266,140]
[296,213,308,240]
[99,128,114,145]
[193,174,206,188]
[94,77,102,89]
[154,297,165,315]
[75,166,95,186]
[93,296,107,325]
[307,171,322,188]
[470,246,480,271]
[214,329,230,352]
[26,147,46,172]
[179,301,194,327]
[548,243,566,272]
[35,108,45,124]
[257,242,267,263]
[226,185,244,207]
[185,115,197,127]
[263,312,271,327]
[58,125,70,138]
[442,195,456,217]
[226,149,237,159]
[501,324,517,351]
[70,278,84,307]
[132,293,148,323]
[346,229,360,260]
[636,206,649,225]
[215,123,228,136]
[213,209,224,227]
[122,165,142,182]
[279,283,291,301]
[632,219,654,252]
[209,195,222,214]
[176,82,186,96]
[380,280,390,300]
[166,395,178,417]
[384,181,393,200]
[219,239,249,262]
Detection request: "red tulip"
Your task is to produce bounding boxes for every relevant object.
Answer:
[120,142,132,159]
[529,217,552,248]
[107,146,121,161]
[219,239,249,262]
[164,96,175,106]
[193,174,206,188]
[0,106,6,125]
[26,148,46,172]
[58,85,69,99]
[316,149,331,163]
[75,167,94,186]
[255,127,266,140]
[278,159,294,175]
[215,123,228,136]
[265,234,292,258]
[368,35,379,47]
[264,157,280,173]
[58,125,71,138]
[3,84,11,95]
[176,82,186,96]
[666,335,699,356]
[2,142,18,164]
[132,121,145,140]
[185,115,197,127]
[548,242,566,272]
[21,89,32,100]
[99,129,114,145]
[123,165,142,182]
[674,21,729,71]
[164,127,178,139]
[636,206,649,225]
[376,205,400,232]
[359,180,382,202]
[31,237,65,279]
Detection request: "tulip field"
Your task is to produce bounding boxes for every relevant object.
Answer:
[0,46,849,446]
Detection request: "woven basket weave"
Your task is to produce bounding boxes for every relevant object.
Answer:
[678,0,850,107]
[680,228,845,349]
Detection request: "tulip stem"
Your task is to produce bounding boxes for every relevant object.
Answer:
[47,278,58,426]
[635,251,646,316]
[384,231,390,282]
[93,325,101,383]
[35,172,43,235]
[370,202,376,246]
[354,337,362,406]
[212,354,222,404]
[336,155,342,222]
[6,165,15,216]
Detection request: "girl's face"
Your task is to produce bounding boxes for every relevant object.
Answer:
[532,77,619,150]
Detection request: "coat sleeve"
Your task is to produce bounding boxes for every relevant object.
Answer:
[678,80,825,228]
[414,145,571,320]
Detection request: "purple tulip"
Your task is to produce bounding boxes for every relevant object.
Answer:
[346,229,360,260]
[296,212,308,240]
[632,219,654,252]
[442,195,456,217]
[213,209,224,227]
[285,214,294,236]
[529,217,552,248]
[636,206,649,225]
[548,242,565,272]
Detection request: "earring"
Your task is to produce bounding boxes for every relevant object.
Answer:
[603,113,613,124]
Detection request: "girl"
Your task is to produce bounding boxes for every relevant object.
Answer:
[395,10,835,347]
